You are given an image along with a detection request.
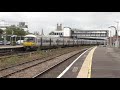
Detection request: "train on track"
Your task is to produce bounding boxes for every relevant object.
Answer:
[23,34,98,50]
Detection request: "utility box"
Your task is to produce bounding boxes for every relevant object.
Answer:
[63,27,71,38]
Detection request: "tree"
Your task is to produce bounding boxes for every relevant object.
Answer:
[0,29,4,40]
[0,29,3,35]
[26,30,30,35]
[5,25,30,41]
[5,25,29,36]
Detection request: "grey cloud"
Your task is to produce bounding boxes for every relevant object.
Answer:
[0,12,120,35]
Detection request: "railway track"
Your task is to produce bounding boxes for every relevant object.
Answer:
[32,48,88,78]
[0,46,25,56]
[0,50,35,60]
[0,46,74,58]
[0,48,89,78]
[0,49,27,57]
[0,49,57,71]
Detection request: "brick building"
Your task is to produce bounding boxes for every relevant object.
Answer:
[108,35,120,47]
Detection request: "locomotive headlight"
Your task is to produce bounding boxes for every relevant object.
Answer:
[31,43,33,45]
[32,43,35,45]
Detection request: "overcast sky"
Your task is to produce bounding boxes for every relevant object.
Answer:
[0,12,120,36]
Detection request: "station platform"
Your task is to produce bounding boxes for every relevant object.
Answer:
[91,46,120,78]
[0,45,23,49]
[59,46,120,78]
[81,46,120,78]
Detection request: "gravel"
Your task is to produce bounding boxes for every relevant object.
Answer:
[0,46,90,78]
[6,49,86,78]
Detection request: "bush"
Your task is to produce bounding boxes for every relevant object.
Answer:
[0,38,4,41]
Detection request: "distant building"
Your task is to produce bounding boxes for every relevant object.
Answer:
[56,23,62,31]
[49,23,109,39]
[49,23,109,45]
[0,20,11,30]
[18,22,28,29]
[0,20,28,31]
[108,35,120,47]
[71,29,109,40]
[49,30,63,37]
[49,23,64,37]
[41,29,44,36]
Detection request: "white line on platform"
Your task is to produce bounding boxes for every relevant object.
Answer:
[57,47,93,78]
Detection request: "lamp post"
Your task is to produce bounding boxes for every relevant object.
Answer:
[11,30,14,45]
[3,31,6,45]
[108,26,119,47]
[115,21,119,47]
[108,27,112,47]
[110,30,112,47]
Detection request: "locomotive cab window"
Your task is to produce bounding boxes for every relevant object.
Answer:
[24,37,35,42]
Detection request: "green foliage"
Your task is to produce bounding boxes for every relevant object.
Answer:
[5,25,29,36]
[0,29,3,34]
[26,30,30,35]
[0,38,3,41]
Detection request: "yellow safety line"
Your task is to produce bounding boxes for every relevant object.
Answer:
[87,46,97,78]
[77,46,97,78]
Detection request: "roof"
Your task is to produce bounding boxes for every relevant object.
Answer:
[72,29,108,32]
[24,34,36,37]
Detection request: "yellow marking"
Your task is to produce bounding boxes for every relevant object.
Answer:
[77,46,97,78]
[23,42,36,46]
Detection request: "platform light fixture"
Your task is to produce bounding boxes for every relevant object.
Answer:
[108,25,119,47]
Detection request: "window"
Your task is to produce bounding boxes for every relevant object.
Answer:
[24,37,35,42]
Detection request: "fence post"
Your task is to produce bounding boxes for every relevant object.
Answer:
[73,39,74,46]
[50,38,51,46]
[63,38,64,46]
[40,37,42,47]
[77,39,78,46]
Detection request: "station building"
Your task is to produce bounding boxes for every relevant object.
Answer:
[49,24,109,45]
[49,24,108,38]
[108,36,120,47]
[71,29,109,39]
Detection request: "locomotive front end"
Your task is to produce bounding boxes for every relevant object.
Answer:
[23,35,37,50]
